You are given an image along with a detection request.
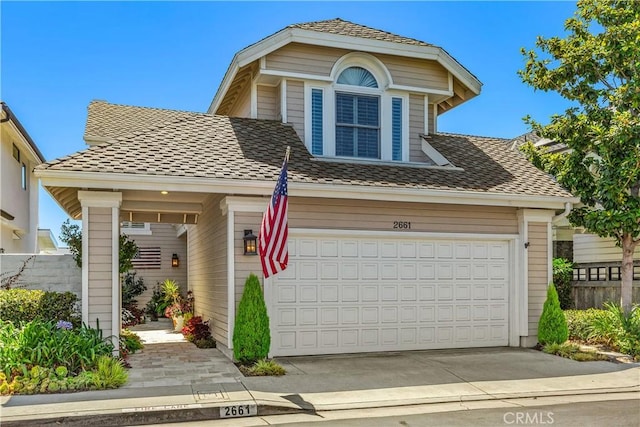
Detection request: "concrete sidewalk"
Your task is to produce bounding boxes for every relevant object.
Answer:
[1,321,638,426]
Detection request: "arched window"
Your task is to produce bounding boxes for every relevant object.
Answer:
[306,53,407,162]
[337,67,378,88]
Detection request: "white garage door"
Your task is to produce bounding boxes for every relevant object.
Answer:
[268,233,511,356]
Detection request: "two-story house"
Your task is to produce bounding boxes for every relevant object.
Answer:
[35,19,576,356]
[1,102,46,254]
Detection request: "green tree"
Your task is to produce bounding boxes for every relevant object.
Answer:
[232,274,270,364]
[519,0,640,312]
[60,219,139,274]
[538,283,569,345]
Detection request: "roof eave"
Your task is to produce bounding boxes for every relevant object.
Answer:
[1,102,46,163]
[36,169,577,211]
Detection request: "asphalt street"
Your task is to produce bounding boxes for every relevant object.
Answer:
[144,392,640,427]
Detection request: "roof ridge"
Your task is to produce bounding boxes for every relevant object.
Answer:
[435,131,510,142]
[288,17,434,47]
[88,99,208,117]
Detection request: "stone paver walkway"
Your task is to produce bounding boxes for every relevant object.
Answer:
[125,319,242,388]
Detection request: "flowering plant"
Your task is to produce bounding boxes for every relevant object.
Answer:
[55,320,73,330]
[164,300,191,318]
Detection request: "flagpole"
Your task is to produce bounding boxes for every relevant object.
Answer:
[285,146,291,162]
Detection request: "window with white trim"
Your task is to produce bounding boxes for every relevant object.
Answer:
[121,222,152,236]
[304,53,410,163]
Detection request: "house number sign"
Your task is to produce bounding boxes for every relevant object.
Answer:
[393,221,411,229]
[220,404,257,418]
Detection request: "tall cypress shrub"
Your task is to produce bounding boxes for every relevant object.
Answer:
[538,283,569,345]
[233,274,270,363]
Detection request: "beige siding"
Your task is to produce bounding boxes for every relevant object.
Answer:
[428,104,435,134]
[527,223,549,337]
[87,207,114,335]
[187,194,228,344]
[409,94,430,163]
[257,85,278,120]
[286,80,304,141]
[376,53,449,91]
[574,234,640,264]
[288,198,518,234]
[275,82,282,121]
[234,212,263,312]
[126,223,188,308]
[265,43,449,91]
[266,43,347,76]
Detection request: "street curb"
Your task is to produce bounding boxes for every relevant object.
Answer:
[3,387,638,426]
[0,402,313,427]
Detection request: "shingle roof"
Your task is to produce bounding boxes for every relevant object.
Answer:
[288,18,434,47]
[84,100,198,140]
[40,102,571,199]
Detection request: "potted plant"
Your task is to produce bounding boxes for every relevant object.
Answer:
[160,279,191,331]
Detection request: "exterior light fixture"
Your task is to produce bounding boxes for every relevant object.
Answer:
[243,229,258,255]
[161,191,169,195]
[171,253,180,267]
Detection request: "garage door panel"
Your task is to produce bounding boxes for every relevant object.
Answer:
[320,240,339,257]
[419,263,436,279]
[454,243,471,259]
[269,235,510,356]
[321,307,339,325]
[320,262,339,279]
[381,242,398,258]
[299,285,317,302]
[437,242,453,259]
[455,264,472,280]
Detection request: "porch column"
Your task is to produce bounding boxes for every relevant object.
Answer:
[78,191,122,349]
[517,209,554,347]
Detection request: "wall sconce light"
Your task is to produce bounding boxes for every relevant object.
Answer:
[171,253,180,268]
[243,229,258,255]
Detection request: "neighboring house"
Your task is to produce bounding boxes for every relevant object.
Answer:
[0,102,47,254]
[35,19,576,356]
[509,132,640,305]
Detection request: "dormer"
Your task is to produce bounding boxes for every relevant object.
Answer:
[209,18,481,166]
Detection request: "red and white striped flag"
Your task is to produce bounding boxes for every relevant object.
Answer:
[259,149,289,278]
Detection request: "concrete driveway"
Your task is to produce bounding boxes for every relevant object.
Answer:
[243,347,636,393]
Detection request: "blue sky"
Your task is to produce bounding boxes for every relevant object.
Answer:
[1,1,577,244]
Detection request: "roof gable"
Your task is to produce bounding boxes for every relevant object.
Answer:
[208,18,481,114]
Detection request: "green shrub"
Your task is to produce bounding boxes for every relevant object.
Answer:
[233,274,270,364]
[565,308,609,343]
[538,283,569,345]
[247,359,286,376]
[0,289,80,325]
[122,272,146,306]
[120,329,144,357]
[552,258,573,309]
[90,356,128,389]
[0,320,114,379]
[600,303,640,359]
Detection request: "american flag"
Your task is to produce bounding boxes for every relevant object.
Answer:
[259,153,289,278]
